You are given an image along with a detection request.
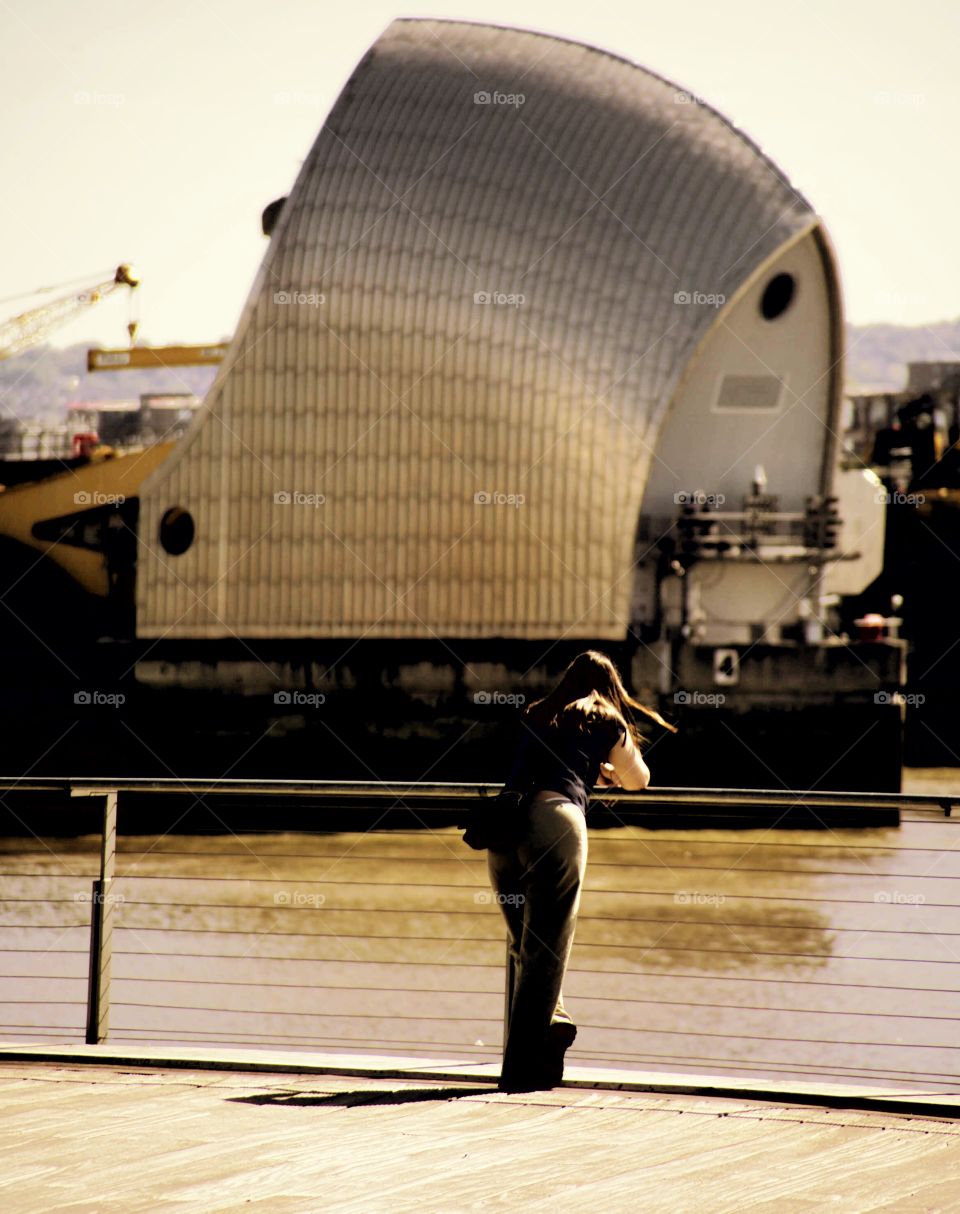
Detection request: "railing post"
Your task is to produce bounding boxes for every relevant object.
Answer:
[503,937,516,1048]
[75,789,117,1044]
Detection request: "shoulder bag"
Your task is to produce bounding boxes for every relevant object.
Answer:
[461,787,533,853]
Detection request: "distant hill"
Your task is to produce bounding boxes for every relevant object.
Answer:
[1,323,958,422]
[845,318,960,392]
[0,343,221,423]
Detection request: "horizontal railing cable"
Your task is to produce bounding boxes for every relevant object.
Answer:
[81,892,960,911]
[108,954,960,992]
[100,977,960,1022]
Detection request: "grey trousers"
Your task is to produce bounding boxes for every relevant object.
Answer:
[486,792,588,1079]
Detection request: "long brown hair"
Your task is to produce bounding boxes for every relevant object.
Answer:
[524,650,677,747]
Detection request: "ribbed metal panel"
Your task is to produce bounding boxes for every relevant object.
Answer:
[137,18,819,639]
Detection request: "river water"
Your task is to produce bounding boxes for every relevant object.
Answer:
[3,770,960,1091]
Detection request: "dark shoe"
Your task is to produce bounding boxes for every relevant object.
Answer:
[498,1023,577,1092]
[543,1020,577,1085]
[497,1069,556,1093]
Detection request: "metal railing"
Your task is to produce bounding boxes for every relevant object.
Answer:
[2,777,960,1090]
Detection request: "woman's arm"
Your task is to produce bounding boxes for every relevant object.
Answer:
[605,729,650,790]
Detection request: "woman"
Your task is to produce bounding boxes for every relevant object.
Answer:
[488,650,670,1093]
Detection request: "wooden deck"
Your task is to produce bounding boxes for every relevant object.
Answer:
[4,1053,960,1211]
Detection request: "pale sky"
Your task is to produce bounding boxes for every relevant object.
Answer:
[1,0,956,350]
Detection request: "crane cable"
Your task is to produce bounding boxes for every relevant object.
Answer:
[0,264,140,359]
[0,269,119,308]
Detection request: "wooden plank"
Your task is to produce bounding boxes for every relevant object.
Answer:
[4,1064,960,1213]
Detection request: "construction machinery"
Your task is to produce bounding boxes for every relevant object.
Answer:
[0,265,140,359]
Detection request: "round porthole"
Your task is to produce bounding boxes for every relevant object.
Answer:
[760,272,796,321]
[159,506,195,555]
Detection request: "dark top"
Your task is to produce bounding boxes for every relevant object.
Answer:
[504,713,625,814]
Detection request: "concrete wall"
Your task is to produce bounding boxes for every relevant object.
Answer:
[136,18,818,642]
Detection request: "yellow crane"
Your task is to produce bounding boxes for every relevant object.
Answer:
[0,264,140,359]
[0,261,180,614]
[0,262,228,368]
[0,261,227,627]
